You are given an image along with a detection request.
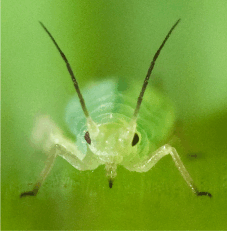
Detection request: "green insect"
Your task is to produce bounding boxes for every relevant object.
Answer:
[21,19,212,198]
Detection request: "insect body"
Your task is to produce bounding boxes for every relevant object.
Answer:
[21,19,212,197]
[65,78,174,174]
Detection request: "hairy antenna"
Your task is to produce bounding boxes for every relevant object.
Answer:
[133,19,181,120]
[39,22,89,118]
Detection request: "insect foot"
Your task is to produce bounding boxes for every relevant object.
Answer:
[20,183,40,198]
[20,190,37,198]
[196,191,212,198]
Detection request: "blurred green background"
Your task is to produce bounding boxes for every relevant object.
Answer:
[2,0,226,230]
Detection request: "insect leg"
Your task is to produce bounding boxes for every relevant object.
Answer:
[167,144,212,197]
[20,116,100,197]
[20,145,59,197]
[128,144,212,197]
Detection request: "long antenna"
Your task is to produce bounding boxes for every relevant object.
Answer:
[133,19,181,120]
[39,22,89,118]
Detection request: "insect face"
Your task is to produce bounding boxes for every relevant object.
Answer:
[87,116,139,164]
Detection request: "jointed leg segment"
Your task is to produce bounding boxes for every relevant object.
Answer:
[20,116,99,198]
[20,145,59,197]
[132,144,212,197]
[167,145,212,197]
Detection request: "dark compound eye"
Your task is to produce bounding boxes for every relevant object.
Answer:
[84,131,91,144]
[132,133,139,146]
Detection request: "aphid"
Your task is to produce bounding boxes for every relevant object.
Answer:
[20,19,212,198]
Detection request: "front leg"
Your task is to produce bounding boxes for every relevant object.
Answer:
[130,144,212,197]
[20,144,59,197]
[20,116,100,197]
